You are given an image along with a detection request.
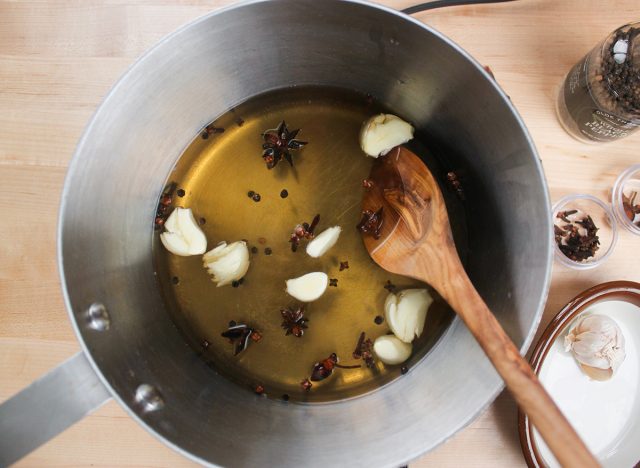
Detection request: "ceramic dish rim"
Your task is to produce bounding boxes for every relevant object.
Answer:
[518,280,640,468]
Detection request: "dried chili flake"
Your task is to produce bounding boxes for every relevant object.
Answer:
[310,353,360,382]
[250,330,262,342]
[310,354,338,381]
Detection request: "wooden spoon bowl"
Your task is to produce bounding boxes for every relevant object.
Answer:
[361,146,598,468]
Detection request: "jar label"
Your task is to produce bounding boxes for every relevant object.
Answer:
[562,55,638,142]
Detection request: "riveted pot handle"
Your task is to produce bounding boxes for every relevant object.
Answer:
[0,351,111,466]
[402,0,516,15]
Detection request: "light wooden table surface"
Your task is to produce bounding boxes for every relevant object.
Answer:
[1,1,638,466]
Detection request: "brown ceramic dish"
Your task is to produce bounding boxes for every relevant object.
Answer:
[519,281,640,467]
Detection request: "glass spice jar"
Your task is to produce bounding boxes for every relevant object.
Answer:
[556,22,640,143]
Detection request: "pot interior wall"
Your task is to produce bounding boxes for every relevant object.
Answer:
[59,1,551,466]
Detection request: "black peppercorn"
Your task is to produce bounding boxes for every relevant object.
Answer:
[264,247,272,255]
[280,189,288,198]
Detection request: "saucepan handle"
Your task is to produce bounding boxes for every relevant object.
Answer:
[402,0,516,15]
[0,352,111,466]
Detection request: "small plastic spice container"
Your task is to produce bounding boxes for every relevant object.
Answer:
[556,22,640,143]
[612,163,640,235]
[552,194,618,270]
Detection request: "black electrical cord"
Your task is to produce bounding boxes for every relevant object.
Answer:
[402,0,517,15]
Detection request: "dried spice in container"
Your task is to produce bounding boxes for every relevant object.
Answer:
[554,210,600,262]
[557,22,640,142]
[622,191,640,227]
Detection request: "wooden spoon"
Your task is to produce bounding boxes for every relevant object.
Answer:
[360,146,598,468]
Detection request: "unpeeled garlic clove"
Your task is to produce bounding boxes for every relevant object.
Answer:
[373,335,412,365]
[285,272,328,302]
[160,207,207,256]
[359,113,414,158]
[203,241,250,287]
[564,314,625,379]
[306,226,341,258]
[384,289,432,343]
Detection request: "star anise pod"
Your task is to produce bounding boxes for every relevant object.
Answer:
[221,323,257,355]
[353,332,375,368]
[281,305,308,337]
[289,214,320,252]
[261,120,307,169]
[357,207,384,239]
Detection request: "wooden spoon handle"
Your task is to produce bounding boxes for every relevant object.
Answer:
[437,266,599,468]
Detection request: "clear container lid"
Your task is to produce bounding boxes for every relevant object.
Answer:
[612,163,640,236]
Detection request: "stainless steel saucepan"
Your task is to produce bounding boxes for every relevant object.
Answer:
[0,1,551,466]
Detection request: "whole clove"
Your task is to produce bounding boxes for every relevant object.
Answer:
[554,210,600,262]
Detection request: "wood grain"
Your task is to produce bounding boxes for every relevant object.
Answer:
[1,1,639,467]
[363,147,597,467]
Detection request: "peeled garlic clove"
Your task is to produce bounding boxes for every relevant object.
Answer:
[203,241,250,287]
[306,226,341,258]
[564,314,626,379]
[160,207,207,256]
[359,113,414,158]
[373,335,412,365]
[384,289,432,343]
[285,272,328,302]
